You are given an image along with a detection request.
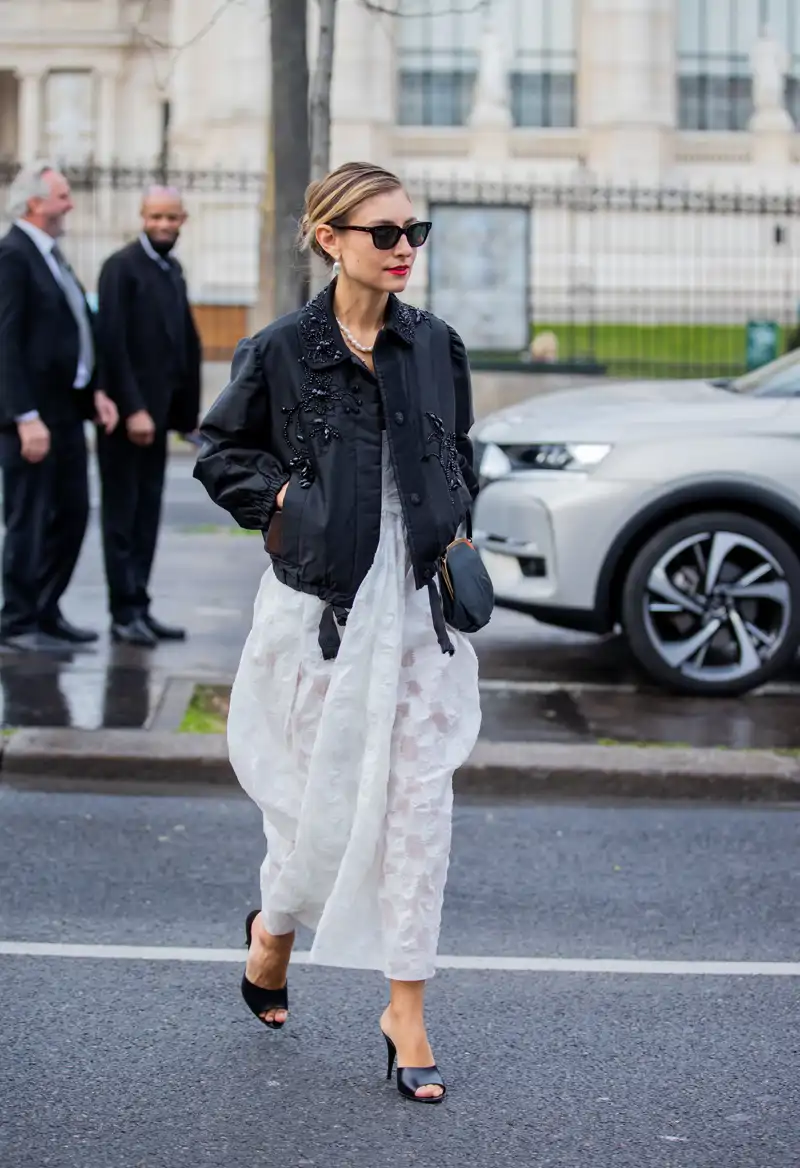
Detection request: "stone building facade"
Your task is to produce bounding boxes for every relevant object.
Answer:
[4,1,799,183]
[2,0,800,354]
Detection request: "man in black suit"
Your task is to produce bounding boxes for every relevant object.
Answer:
[97,187,202,646]
[0,162,119,651]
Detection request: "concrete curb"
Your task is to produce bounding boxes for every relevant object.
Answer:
[4,730,800,801]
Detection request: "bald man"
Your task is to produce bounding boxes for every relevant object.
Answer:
[96,188,201,646]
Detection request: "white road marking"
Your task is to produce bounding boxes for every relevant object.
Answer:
[477,678,800,697]
[1,941,799,976]
[478,679,640,695]
[121,676,800,698]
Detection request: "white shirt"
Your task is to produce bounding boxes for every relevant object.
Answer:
[139,232,173,272]
[14,218,92,392]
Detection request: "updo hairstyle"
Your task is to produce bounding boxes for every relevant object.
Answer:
[298,161,404,266]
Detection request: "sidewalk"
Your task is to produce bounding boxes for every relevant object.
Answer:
[5,727,800,802]
[1,463,799,800]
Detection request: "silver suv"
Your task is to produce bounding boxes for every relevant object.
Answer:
[472,348,800,695]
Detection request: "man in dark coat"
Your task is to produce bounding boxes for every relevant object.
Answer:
[0,162,119,651]
[96,187,202,646]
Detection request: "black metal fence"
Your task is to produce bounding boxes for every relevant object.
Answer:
[2,162,799,378]
[407,175,800,378]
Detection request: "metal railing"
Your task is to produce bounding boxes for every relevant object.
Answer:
[1,162,798,377]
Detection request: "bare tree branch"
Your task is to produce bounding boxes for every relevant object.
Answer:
[271,0,310,314]
[129,0,245,54]
[127,0,251,94]
[310,0,338,181]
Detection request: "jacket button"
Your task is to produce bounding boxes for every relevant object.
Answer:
[394,410,405,425]
[410,492,422,505]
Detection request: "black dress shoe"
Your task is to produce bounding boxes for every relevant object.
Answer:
[111,618,158,648]
[144,614,187,641]
[39,615,99,644]
[1,631,74,653]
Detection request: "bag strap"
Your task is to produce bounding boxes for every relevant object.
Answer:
[427,580,455,656]
[465,511,473,541]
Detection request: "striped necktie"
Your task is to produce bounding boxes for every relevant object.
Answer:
[52,245,95,380]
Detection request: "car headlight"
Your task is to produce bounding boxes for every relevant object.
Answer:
[479,443,513,481]
[481,441,612,477]
[525,443,612,471]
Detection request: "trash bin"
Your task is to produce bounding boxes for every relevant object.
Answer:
[746,320,779,370]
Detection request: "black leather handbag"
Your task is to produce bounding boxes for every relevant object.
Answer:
[438,515,494,634]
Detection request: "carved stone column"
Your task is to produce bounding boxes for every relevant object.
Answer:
[330,0,395,167]
[468,0,513,162]
[748,29,795,171]
[579,0,676,182]
[15,69,43,163]
[97,71,118,165]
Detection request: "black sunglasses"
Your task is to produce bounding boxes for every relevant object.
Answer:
[331,221,432,251]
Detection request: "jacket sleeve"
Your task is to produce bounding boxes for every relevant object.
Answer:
[448,325,479,500]
[97,254,147,418]
[184,304,202,429]
[193,337,290,530]
[0,249,37,420]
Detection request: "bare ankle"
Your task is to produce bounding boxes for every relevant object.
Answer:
[383,1003,425,1029]
[255,917,294,949]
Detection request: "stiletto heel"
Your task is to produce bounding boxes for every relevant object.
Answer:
[241,910,289,1030]
[384,1032,397,1080]
[380,1028,446,1104]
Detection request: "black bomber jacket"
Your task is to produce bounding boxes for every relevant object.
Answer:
[193,282,479,656]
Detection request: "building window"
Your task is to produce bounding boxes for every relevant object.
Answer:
[678,0,800,130]
[397,0,576,129]
[43,70,96,163]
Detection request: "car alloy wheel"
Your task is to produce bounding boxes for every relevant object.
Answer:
[622,512,800,695]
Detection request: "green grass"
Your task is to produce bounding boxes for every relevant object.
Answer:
[530,323,786,377]
[596,738,693,749]
[179,685,230,734]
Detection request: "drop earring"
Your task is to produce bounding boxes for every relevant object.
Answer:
[332,260,341,277]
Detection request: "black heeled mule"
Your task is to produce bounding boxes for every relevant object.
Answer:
[241,909,289,1030]
[383,1031,446,1104]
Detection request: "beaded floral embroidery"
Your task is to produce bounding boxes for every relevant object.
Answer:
[284,292,362,487]
[299,288,346,366]
[392,300,430,344]
[424,412,461,494]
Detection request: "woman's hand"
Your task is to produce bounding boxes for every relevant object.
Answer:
[276,481,288,510]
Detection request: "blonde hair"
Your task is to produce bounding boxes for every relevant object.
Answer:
[298,161,404,265]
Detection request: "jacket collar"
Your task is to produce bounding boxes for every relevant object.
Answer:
[299,280,427,370]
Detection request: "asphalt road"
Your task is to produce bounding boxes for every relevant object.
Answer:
[2,784,799,1167]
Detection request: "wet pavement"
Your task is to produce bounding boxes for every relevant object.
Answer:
[2,454,800,749]
[477,685,800,749]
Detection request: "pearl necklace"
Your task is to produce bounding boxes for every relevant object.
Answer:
[336,317,375,354]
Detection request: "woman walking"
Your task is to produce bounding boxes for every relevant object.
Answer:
[194,161,482,1103]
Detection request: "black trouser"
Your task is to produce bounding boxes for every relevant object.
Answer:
[97,426,168,625]
[0,421,89,637]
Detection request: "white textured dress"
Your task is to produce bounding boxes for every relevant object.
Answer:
[228,437,482,981]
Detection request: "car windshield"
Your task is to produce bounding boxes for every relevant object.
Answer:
[727,345,800,396]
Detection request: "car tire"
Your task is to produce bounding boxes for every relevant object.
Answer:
[621,511,800,696]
